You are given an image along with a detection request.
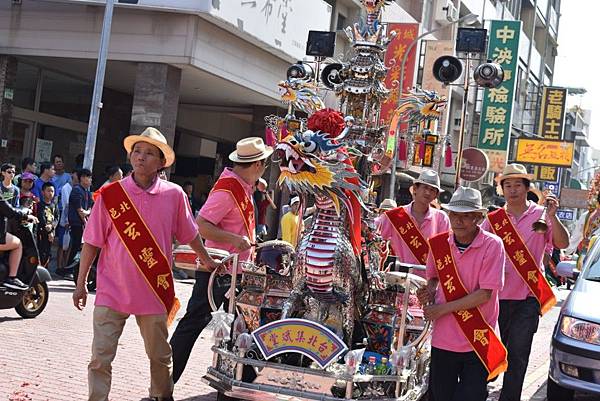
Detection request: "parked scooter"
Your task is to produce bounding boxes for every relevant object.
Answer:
[0,218,52,318]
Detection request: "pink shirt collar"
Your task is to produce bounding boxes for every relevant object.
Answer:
[408,202,433,221]
[221,168,254,195]
[126,174,161,195]
[504,200,537,222]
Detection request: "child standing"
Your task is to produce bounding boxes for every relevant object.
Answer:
[37,182,58,267]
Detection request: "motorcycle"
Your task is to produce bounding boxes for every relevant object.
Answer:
[0,218,52,318]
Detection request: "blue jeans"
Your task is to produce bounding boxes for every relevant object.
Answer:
[498,297,540,401]
[429,347,488,401]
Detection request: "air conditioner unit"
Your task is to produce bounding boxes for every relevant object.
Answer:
[434,0,459,24]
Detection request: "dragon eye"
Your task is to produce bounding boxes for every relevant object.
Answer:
[303,141,317,153]
[289,138,298,145]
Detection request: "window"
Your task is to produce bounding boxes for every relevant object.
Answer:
[39,70,92,123]
[14,62,39,110]
[336,13,347,31]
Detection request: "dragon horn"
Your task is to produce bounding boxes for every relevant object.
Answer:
[336,116,355,141]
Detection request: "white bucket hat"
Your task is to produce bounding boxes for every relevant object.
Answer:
[229,137,274,163]
[441,186,487,213]
[290,196,300,205]
[378,198,397,211]
[123,127,176,167]
[413,169,442,192]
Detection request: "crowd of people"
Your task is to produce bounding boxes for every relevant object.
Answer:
[0,154,139,289]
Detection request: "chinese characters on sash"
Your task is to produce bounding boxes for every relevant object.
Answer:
[384,207,429,264]
[429,232,508,379]
[487,208,557,315]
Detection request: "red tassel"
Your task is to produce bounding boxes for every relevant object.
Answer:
[444,142,453,168]
[398,138,407,161]
[418,139,425,160]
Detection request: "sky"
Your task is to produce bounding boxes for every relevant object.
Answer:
[553,0,599,149]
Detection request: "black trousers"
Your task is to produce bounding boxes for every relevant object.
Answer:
[67,225,83,266]
[170,271,229,384]
[429,347,488,401]
[37,232,52,267]
[498,297,540,401]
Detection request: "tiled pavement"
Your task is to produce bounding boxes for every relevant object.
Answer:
[1,281,598,401]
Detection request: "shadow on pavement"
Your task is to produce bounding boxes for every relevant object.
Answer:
[0,316,24,322]
[177,392,218,401]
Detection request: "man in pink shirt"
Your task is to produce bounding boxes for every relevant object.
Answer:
[419,187,506,401]
[72,128,219,401]
[170,137,273,384]
[481,164,569,401]
[379,170,450,277]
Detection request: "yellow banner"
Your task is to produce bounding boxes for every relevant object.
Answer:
[515,139,574,167]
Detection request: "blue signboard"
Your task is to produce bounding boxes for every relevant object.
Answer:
[556,209,575,221]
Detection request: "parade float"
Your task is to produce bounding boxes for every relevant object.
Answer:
[186,1,449,400]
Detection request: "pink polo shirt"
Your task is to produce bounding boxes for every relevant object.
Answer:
[426,229,505,352]
[380,203,450,278]
[83,175,199,315]
[481,201,553,300]
[199,168,253,262]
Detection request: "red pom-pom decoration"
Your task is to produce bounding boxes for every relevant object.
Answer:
[307,108,345,138]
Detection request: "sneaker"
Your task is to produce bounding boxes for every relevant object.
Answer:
[55,269,74,280]
[3,277,29,291]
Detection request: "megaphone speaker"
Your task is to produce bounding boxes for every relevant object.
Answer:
[473,62,504,88]
[432,56,463,84]
[320,63,344,89]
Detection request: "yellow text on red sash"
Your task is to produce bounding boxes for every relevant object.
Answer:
[385,207,429,264]
[430,232,508,380]
[487,208,556,315]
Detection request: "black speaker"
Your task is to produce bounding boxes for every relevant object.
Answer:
[320,63,343,89]
[306,31,336,58]
[456,28,488,53]
[286,62,314,80]
[432,56,463,84]
[473,61,504,88]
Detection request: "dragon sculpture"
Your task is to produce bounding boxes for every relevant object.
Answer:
[276,109,366,343]
[278,78,325,115]
[392,88,448,126]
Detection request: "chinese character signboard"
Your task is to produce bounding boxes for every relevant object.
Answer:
[556,209,575,221]
[534,165,560,182]
[515,138,574,167]
[477,20,521,173]
[252,318,348,368]
[380,23,420,125]
[460,147,489,182]
[538,87,567,139]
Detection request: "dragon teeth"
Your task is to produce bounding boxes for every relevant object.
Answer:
[288,160,296,173]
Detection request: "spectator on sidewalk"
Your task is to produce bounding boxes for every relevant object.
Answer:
[57,170,79,270]
[18,172,39,217]
[51,154,71,196]
[254,178,276,240]
[64,168,93,273]
[281,196,303,248]
[32,162,55,200]
[37,182,58,267]
[13,157,37,186]
[1,163,20,208]
[182,181,201,216]
[72,127,219,401]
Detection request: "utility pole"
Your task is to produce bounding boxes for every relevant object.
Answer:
[83,0,116,170]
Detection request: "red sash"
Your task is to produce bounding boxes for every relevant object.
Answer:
[385,207,429,264]
[211,177,255,242]
[487,208,556,315]
[102,182,180,326]
[430,232,508,379]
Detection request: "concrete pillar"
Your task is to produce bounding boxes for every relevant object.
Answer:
[0,55,18,163]
[130,63,181,149]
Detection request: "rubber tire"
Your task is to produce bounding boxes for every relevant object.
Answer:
[546,375,574,401]
[216,391,239,401]
[15,282,49,319]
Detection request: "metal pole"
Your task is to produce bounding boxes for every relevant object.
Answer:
[389,14,476,197]
[83,0,116,170]
[454,54,470,189]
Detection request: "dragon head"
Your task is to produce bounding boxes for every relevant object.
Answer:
[277,79,325,115]
[275,109,361,205]
[361,0,391,14]
[397,88,448,124]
